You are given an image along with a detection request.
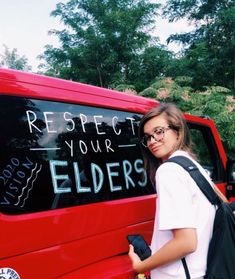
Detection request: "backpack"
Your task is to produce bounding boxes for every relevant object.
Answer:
[166,156,235,279]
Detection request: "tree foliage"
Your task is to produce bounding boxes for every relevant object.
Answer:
[39,0,161,89]
[164,0,235,91]
[119,45,174,91]
[0,45,32,71]
[37,0,234,156]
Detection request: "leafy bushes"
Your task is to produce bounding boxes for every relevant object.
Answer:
[139,87,156,98]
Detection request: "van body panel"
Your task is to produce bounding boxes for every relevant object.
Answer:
[0,69,158,114]
[1,220,153,278]
[0,69,232,278]
[0,195,155,259]
[56,255,135,279]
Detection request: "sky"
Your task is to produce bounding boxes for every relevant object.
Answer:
[0,0,193,72]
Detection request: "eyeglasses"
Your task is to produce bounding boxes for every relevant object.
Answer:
[141,126,171,147]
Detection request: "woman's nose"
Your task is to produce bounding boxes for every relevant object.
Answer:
[149,135,156,144]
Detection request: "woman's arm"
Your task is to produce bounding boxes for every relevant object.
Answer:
[129,228,197,274]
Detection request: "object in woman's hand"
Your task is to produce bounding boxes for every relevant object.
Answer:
[127,234,151,261]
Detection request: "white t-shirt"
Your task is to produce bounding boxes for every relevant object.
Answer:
[150,150,216,279]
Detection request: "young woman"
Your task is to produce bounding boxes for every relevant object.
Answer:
[128,103,226,279]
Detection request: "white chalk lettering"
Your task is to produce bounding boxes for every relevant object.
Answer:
[94,115,106,135]
[64,112,75,131]
[0,196,10,205]
[91,163,104,193]
[22,157,34,169]
[73,162,91,193]
[106,162,122,192]
[26,110,42,133]
[44,112,57,133]
[90,140,102,153]
[49,159,146,196]
[64,139,114,157]
[65,140,73,157]
[50,160,71,193]
[126,117,135,135]
[123,160,135,189]
[80,113,87,132]
[135,159,147,187]
[105,139,114,152]
[26,109,138,139]
[112,116,121,135]
[79,140,88,154]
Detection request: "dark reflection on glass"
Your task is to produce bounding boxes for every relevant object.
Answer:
[0,95,154,215]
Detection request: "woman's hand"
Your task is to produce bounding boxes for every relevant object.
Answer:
[128,228,197,274]
[128,244,142,272]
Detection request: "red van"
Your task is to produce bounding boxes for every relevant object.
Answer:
[0,69,234,279]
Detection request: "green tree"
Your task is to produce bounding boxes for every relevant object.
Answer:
[164,0,235,91]
[39,0,159,88]
[130,46,174,91]
[0,45,32,71]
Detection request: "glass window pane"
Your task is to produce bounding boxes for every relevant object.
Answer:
[0,96,154,215]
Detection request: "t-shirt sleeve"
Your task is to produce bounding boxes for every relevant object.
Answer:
[156,163,196,230]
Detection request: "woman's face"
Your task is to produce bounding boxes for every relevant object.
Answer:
[143,113,179,160]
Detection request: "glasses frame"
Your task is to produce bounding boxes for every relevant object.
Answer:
[140,126,171,148]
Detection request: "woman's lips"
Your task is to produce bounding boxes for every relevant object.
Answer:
[150,144,162,153]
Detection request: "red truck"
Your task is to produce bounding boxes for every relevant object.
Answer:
[0,69,234,279]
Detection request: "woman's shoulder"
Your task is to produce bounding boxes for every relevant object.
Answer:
[159,149,213,185]
[157,150,197,177]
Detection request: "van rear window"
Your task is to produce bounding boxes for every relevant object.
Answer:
[0,95,154,214]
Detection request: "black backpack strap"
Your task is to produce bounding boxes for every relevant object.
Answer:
[182,258,191,279]
[166,156,220,206]
[166,155,220,279]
